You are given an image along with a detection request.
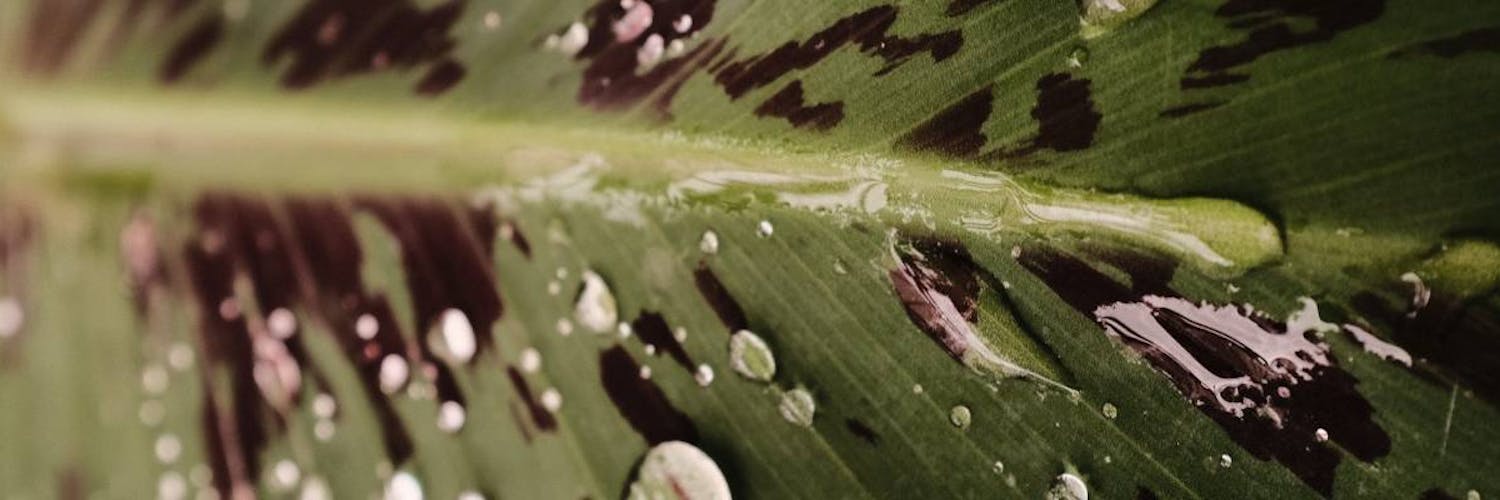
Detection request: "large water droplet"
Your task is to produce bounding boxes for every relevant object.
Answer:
[626,441,730,500]
[728,330,776,382]
[778,387,816,427]
[385,471,423,500]
[379,355,409,394]
[574,271,619,334]
[437,401,467,433]
[1047,473,1088,500]
[949,405,972,429]
[438,308,477,364]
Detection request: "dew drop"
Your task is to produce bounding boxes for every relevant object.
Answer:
[756,220,774,238]
[300,476,331,500]
[457,491,485,500]
[547,280,561,296]
[271,460,301,490]
[142,364,170,395]
[558,22,589,56]
[644,344,657,356]
[1047,473,1088,500]
[912,384,924,395]
[694,364,716,387]
[519,347,542,374]
[167,342,195,371]
[313,393,337,419]
[155,434,182,464]
[728,330,776,382]
[437,308,477,364]
[268,308,298,339]
[992,460,1005,474]
[159,471,187,500]
[1101,402,1118,420]
[555,318,574,336]
[482,11,502,29]
[1218,454,1233,468]
[385,471,423,500]
[0,297,23,339]
[778,387,816,427]
[314,419,336,442]
[666,39,686,58]
[1314,428,1329,442]
[1467,490,1482,500]
[673,327,689,342]
[379,355,409,394]
[628,441,731,500]
[639,365,653,379]
[437,401,467,433]
[356,314,380,340]
[700,230,720,254]
[637,34,665,68]
[574,271,619,334]
[673,14,693,33]
[612,0,654,42]
[618,322,634,339]
[541,388,564,412]
[949,405,972,429]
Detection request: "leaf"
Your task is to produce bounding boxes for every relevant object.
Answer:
[1,0,1498,499]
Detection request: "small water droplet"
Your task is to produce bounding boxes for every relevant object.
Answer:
[313,393,336,418]
[142,364,169,395]
[268,308,298,339]
[617,322,634,339]
[1276,386,1291,399]
[482,11,502,29]
[314,419,336,441]
[155,434,181,464]
[637,34,665,67]
[949,405,972,429]
[438,308,477,364]
[457,491,485,500]
[541,388,563,412]
[159,471,187,500]
[300,476,331,500]
[700,230,722,254]
[356,314,379,340]
[1010,245,1022,258]
[168,342,195,371]
[991,460,1005,474]
[673,14,693,33]
[1314,428,1329,442]
[833,259,848,275]
[558,22,589,56]
[694,364,715,387]
[1066,46,1089,68]
[379,355,409,394]
[644,344,657,356]
[639,365,653,379]
[0,297,22,338]
[385,471,423,500]
[912,384,924,395]
[1218,454,1233,468]
[1047,473,1088,500]
[437,401,466,433]
[547,280,561,296]
[519,347,542,374]
[1101,403,1118,419]
[757,220,774,238]
[1467,490,1482,500]
[673,326,689,342]
[728,330,776,382]
[666,38,686,58]
[627,441,730,500]
[555,318,574,336]
[272,459,301,490]
[612,0,654,42]
[779,387,816,427]
[574,271,619,334]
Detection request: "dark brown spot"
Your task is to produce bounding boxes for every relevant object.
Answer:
[632,312,694,372]
[844,418,881,445]
[262,0,467,94]
[507,366,559,432]
[600,346,697,444]
[160,14,225,83]
[1003,73,1101,157]
[1182,0,1385,90]
[753,80,845,131]
[694,262,748,331]
[1352,286,1500,403]
[415,58,466,96]
[894,86,993,159]
[947,0,1000,16]
[19,0,105,75]
[1389,26,1500,58]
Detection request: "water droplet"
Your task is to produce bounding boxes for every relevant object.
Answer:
[700,230,720,254]
[437,401,466,433]
[912,384,924,395]
[1277,386,1292,398]
[384,471,423,500]
[643,344,657,356]
[832,259,848,275]
[1314,428,1329,442]
[541,388,563,412]
[992,460,1005,474]
[673,326,688,342]
[1047,473,1088,500]
[159,471,188,500]
[1467,490,1482,500]
[1079,0,1159,39]
[574,271,619,334]
[558,22,589,56]
[555,318,574,336]
[314,419,336,441]
[628,441,730,500]
[168,342,195,371]
[666,38,687,58]
[639,365,653,379]
[356,314,380,340]
[618,322,634,339]
[299,476,331,500]
[482,11,502,30]
[142,364,170,395]
[1010,245,1022,258]
[313,393,337,418]
[379,355,409,394]
[519,347,542,374]
[673,14,693,33]
[612,0,654,42]
[1218,454,1233,468]
[438,308,477,363]
[1101,403,1118,419]
[268,308,298,339]
[637,34,665,67]
[1066,46,1089,68]
[0,297,23,338]
[694,364,716,387]
[155,434,181,464]
[728,330,776,382]
[778,387,816,427]
[949,405,972,429]
[457,491,485,500]
[139,399,165,426]
[756,220,774,238]
[546,280,561,296]
[271,460,301,490]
